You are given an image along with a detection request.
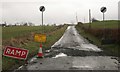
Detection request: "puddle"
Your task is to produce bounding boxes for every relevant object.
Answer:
[52,53,67,58]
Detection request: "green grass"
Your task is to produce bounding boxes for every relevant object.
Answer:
[76,26,101,46]
[0,26,2,72]
[102,44,119,56]
[76,20,119,56]
[2,25,68,70]
[43,26,67,49]
[2,26,57,40]
[84,20,119,29]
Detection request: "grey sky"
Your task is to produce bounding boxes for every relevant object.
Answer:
[0,0,119,25]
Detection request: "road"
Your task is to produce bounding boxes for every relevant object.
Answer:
[14,26,119,71]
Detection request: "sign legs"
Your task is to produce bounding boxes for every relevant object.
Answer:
[103,13,105,21]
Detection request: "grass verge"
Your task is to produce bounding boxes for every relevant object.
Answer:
[76,20,119,56]
[2,25,68,70]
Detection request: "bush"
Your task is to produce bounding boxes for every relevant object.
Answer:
[84,28,120,44]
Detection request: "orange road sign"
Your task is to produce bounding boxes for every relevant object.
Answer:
[34,34,46,42]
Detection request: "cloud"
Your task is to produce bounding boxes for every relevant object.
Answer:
[1,0,119,25]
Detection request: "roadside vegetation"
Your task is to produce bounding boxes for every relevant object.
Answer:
[76,20,120,57]
[2,25,68,70]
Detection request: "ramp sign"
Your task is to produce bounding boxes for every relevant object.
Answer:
[3,46,29,60]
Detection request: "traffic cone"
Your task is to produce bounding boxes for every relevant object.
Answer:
[37,44,43,58]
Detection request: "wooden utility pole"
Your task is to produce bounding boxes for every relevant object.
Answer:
[76,12,78,24]
[89,9,91,29]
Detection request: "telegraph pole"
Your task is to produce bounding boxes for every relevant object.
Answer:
[76,12,78,24]
[89,9,91,29]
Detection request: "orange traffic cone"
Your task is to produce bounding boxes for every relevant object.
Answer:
[37,44,43,58]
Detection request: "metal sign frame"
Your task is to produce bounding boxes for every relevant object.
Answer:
[101,7,107,21]
[39,6,45,33]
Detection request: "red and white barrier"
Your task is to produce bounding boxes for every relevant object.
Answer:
[37,44,43,58]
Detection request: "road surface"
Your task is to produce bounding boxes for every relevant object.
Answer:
[14,26,119,71]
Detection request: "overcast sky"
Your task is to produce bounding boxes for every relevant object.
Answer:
[0,0,120,25]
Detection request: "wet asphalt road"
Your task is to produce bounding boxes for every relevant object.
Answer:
[15,26,119,71]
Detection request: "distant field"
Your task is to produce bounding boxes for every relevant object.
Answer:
[2,26,57,40]
[83,20,119,29]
